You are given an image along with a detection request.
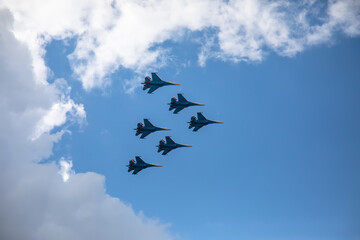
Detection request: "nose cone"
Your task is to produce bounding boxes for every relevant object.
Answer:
[212,120,223,124]
[169,82,180,86]
[150,164,163,167]
[159,127,171,131]
[193,102,205,106]
[180,144,192,148]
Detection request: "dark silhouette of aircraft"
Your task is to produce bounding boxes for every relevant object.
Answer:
[135,119,171,139]
[188,112,223,131]
[142,73,179,94]
[168,94,204,114]
[157,136,192,155]
[127,156,162,175]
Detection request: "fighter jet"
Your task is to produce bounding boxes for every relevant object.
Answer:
[142,73,180,94]
[157,136,192,155]
[135,119,171,139]
[127,156,162,175]
[188,112,223,132]
[168,94,205,114]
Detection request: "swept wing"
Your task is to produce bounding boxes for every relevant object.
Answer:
[144,119,154,127]
[140,131,151,139]
[193,125,204,132]
[147,85,160,94]
[197,112,207,121]
[165,136,175,144]
[132,168,143,175]
[151,73,163,82]
[173,106,184,114]
[135,156,145,164]
[177,93,187,102]
[162,148,172,155]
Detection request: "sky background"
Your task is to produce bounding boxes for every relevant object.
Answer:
[48,35,360,240]
[1,1,360,240]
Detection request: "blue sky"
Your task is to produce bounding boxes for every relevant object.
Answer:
[1,1,360,240]
[46,35,360,239]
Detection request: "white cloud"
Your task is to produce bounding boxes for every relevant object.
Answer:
[0,8,173,240]
[0,1,359,239]
[328,0,360,36]
[59,158,74,182]
[2,0,359,91]
[31,79,86,141]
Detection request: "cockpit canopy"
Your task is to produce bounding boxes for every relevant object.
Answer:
[171,97,177,103]
[159,139,165,146]
[129,159,135,166]
[191,116,197,122]
[137,122,143,128]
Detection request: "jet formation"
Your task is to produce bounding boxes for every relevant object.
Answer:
[128,73,222,175]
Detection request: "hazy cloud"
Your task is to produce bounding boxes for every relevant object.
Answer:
[2,0,360,91]
[0,8,172,240]
[58,158,74,182]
